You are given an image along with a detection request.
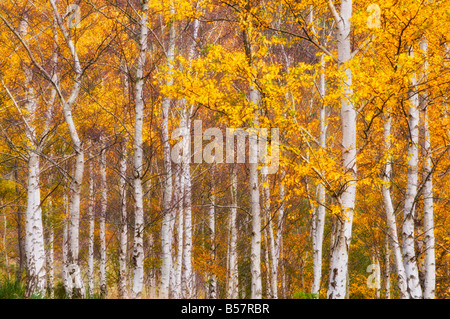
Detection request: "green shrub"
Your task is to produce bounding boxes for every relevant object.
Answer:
[292,291,319,299]
[0,278,26,299]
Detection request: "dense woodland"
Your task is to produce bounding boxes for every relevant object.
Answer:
[0,0,449,299]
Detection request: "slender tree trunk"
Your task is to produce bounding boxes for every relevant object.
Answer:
[382,113,409,298]
[173,168,184,299]
[384,235,391,299]
[375,257,381,299]
[160,4,176,299]
[99,141,107,298]
[311,54,327,297]
[3,215,9,281]
[249,84,262,299]
[327,0,357,299]
[49,0,85,298]
[228,163,239,299]
[421,108,435,299]
[402,46,423,299]
[24,135,47,297]
[275,170,285,296]
[20,14,47,297]
[147,234,157,298]
[46,201,55,298]
[87,152,95,297]
[62,214,71,298]
[208,165,217,298]
[15,195,25,283]
[179,16,200,299]
[241,11,263,298]
[281,256,286,299]
[264,228,271,298]
[131,0,149,299]
[263,171,278,299]
[182,109,194,298]
[119,138,129,299]
[419,39,435,299]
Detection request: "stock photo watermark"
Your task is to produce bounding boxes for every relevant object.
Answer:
[366,263,381,290]
[171,120,280,174]
[66,4,81,29]
[367,4,381,29]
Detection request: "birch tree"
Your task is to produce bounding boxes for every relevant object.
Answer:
[18,11,47,297]
[311,54,327,298]
[131,0,149,299]
[160,3,176,299]
[208,165,217,299]
[99,140,108,298]
[419,38,435,299]
[381,112,409,298]
[402,45,423,299]
[327,0,357,299]
[87,151,95,297]
[227,163,239,299]
[118,137,129,299]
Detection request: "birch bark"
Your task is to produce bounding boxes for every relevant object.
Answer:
[327,0,357,299]
[173,168,184,299]
[179,17,200,299]
[119,138,129,299]
[99,141,107,298]
[249,85,262,299]
[402,46,423,299]
[228,163,239,299]
[382,113,409,298]
[311,54,327,297]
[131,0,149,299]
[49,0,85,298]
[46,211,54,298]
[384,235,391,299]
[19,13,47,297]
[208,165,217,298]
[87,152,95,297]
[181,109,194,298]
[419,39,435,299]
[160,4,176,298]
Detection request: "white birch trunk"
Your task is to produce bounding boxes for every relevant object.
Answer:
[275,170,285,291]
[160,5,176,299]
[49,0,85,298]
[228,163,239,299]
[99,142,107,297]
[264,229,271,298]
[62,212,71,298]
[311,54,327,297]
[147,234,157,298]
[46,201,55,298]
[181,110,194,298]
[402,46,423,299]
[20,14,47,297]
[173,168,184,299]
[421,108,435,299]
[384,235,391,299]
[208,165,217,299]
[119,138,129,299]
[87,152,95,297]
[419,39,435,299]
[131,0,149,299]
[327,0,356,299]
[249,85,262,299]
[24,94,47,298]
[262,172,277,299]
[381,113,409,298]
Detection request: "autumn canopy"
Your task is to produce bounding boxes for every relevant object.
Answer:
[0,0,449,299]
